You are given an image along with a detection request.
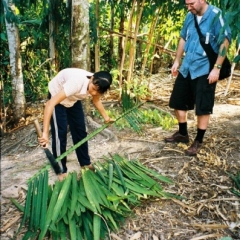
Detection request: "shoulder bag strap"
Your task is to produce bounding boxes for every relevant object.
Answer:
[193,15,217,68]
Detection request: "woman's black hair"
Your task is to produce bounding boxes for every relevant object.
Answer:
[92,71,113,94]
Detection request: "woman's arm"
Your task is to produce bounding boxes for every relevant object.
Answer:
[39,90,66,147]
[92,95,113,123]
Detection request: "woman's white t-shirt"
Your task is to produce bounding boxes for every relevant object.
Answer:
[49,68,93,107]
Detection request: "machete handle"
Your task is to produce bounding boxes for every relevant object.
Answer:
[33,119,63,175]
[33,119,42,138]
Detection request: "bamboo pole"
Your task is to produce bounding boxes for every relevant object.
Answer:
[139,7,161,83]
[119,0,137,87]
[109,1,114,69]
[149,34,161,81]
[95,0,100,71]
[127,0,146,82]
[99,27,176,55]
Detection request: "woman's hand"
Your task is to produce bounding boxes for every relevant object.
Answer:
[38,132,49,148]
[104,117,115,124]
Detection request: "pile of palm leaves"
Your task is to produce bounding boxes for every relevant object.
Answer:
[14,154,177,239]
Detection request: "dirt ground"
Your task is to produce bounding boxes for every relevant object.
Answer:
[1,74,240,240]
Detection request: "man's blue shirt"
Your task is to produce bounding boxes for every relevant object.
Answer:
[179,4,231,79]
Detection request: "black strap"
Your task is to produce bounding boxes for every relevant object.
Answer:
[193,15,204,39]
[193,15,217,69]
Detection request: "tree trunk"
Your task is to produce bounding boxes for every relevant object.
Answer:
[109,0,114,69]
[71,0,90,70]
[3,0,26,123]
[71,0,91,118]
[119,0,136,87]
[118,5,125,69]
[127,0,145,82]
[140,7,161,83]
[94,0,100,71]
[49,0,59,75]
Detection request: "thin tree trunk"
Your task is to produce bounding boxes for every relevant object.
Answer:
[3,0,26,123]
[118,3,125,69]
[140,7,161,83]
[127,0,145,82]
[49,0,58,76]
[94,0,100,71]
[149,33,161,83]
[109,0,114,69]
[119,0,137,86]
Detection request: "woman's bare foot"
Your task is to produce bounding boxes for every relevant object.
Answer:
[58,173,68,181]
[82,164,95,172]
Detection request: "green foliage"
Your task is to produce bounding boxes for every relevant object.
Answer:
[110,69,121,88]
[0,35,11,105]
[228,171,240,197]
[2,0,240,109]
[104,108,177,131]
[2,0,71,104]
[92,86,176,131]
[140,108,178,129]
[125,78,151,100]
[2,0,19,24]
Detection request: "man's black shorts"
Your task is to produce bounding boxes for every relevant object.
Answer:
[169,73,217,116]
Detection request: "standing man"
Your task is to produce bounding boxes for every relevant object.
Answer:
[165,0,231,155]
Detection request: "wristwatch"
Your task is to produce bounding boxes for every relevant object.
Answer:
[214,64,222,69]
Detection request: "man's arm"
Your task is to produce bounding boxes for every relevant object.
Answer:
[208,38,230,83]
[171,38,185,76]
[214,38,230,68]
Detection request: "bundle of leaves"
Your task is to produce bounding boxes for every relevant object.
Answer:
[13,154,177,239]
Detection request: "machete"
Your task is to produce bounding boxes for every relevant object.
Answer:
[33,119,62,175]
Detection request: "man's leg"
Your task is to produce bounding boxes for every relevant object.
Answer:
[165,109,189,143]
[187,114,209,149]
[175,109,188,135]
[175,109,188,123]
[186,74,215,156]
[165,73,193,143]
[197,114,210,130]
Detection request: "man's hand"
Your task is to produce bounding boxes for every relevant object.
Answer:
[171,62,180,77]
[208,68,220,84]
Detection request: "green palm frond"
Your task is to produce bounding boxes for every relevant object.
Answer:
[121,86,144,133]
